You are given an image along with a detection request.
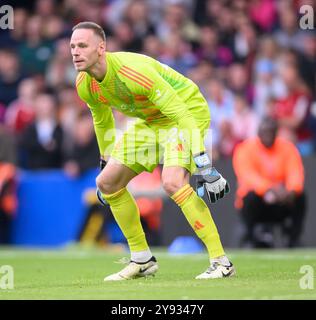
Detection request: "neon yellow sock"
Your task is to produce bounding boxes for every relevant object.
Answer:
[171,184,225,258]
[103,188,149,252]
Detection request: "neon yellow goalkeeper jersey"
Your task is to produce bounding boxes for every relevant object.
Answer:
[75,51,209,157]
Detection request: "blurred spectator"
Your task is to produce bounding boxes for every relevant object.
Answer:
[186,60,213,94]
[43,15,68,41]
[233,118,306,248]
[156,2,200,43]
[195,25,233,67]
[123,0,156,40]
[273,61,313,155]
[112,19,142,52]
[0,49,25,107]
[0,125,17,244]
[105,36,123,52]
[75,0,105,26]
[142,35,163,60]
[0,103,6,123]
[4,78,37,135]
[18,15,55,75]
[273,5,310,53]
[233,14,257,65]
[159,33,197,75]
[19,93,64,169]
[226,63,253,104]
[249,0,277,32]
[218,120,239,158]
[46,37,77,89]
[213,5,235,49]
[297,34,316,93]
[230,94,259,143]
[0,8,28,49]
[57,85,84,149]
[63,110,99,178]
[35,0,57,17]
[253,36,286,117]
[103,0,130,27]
[204,78,234,159]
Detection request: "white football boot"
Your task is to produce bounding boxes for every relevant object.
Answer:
[104,256,158,281]
[195,261,236,279]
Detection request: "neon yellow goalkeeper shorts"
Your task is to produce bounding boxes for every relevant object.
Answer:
[111,101,210,175]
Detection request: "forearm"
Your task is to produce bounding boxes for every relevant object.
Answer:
[89,105,116,158]
[177,113,206,155]
[94,125,115,157]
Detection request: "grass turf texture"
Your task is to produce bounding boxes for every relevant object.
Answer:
[0,247,315,300]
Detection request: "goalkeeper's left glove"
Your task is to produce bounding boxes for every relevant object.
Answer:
[96,157,108,206]
[194,152,230,204]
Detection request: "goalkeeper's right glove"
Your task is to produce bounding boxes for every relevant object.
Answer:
[194,152,230,204]
[96,157,108,206]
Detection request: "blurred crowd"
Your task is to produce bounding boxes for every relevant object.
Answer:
[0,0,315,172]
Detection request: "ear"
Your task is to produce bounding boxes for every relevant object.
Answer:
[98,41,106,55]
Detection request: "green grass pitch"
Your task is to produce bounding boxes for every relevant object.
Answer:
[0,246,315,300]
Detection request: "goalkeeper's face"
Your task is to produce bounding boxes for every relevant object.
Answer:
[70,29,105,71]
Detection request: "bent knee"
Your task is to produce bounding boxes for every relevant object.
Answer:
[96,174,118,195]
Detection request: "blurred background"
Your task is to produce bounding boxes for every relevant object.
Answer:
[0,0,315,251]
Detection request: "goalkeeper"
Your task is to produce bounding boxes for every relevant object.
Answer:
[71,22,235,280]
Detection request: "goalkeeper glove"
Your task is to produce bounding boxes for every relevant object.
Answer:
[96,157,108,206]
[194,152,230,204]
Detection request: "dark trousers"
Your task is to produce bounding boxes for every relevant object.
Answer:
[240,192,306,248]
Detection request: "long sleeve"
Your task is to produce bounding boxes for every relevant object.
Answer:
[87,103,116,158]
[75,72,116,158]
